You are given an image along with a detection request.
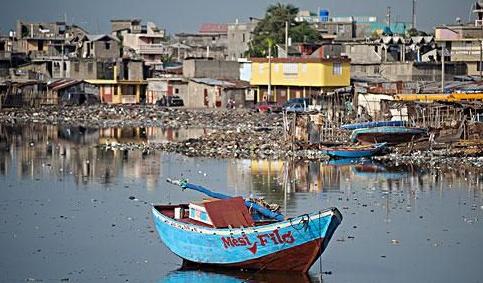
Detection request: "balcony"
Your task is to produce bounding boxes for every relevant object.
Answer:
[138,44,168,54]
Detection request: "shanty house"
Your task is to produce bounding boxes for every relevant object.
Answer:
[187,78,249,108]
[47,79,99,105]
[146,78,187,104]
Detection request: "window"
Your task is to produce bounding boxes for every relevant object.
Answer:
[74,62,79,72]
[105,42,111,50]
[242,33,246,43]
[283,63,298,75]
[175,88,179,94]
[88,62,93,73]
[333,63,342,75]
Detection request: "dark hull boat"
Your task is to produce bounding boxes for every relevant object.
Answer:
[351,126,427,145]
[341,120,406,130]
[152,180,342,273]
[323,142,387,159]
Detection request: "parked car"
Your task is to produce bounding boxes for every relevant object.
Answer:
[283,97,311,109]
[285,103,308,113]
[156,96,184,107]
[255,101,283,113]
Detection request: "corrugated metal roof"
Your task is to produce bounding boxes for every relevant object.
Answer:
[190,78,249,89]
[48,79,84,91]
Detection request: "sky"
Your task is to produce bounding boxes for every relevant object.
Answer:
[0,0,476,35]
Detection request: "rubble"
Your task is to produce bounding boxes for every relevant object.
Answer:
[99,128,329,160]
[1,105,481,165]
[0,105,283,130]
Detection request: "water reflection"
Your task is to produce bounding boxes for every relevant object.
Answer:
[160,268,313,283]
[0,124,211,190]
[0,124,481,196]
[1,124,483,282]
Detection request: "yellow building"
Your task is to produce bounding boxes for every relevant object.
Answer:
[250,57,351,103]
[86,79,147,104]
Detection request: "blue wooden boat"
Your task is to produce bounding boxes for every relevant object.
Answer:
[341,120,406,130]
[350,126,427,144]
[323,142,387,159]
[152,180,342,273]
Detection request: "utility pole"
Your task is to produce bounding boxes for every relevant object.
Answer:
[441,42,445,93]
[412,0,416,29]
[268,40,272,101]
[285,21,288,58]
[386,6,392,27]
[480,39,482,79]
[61,42,65,78]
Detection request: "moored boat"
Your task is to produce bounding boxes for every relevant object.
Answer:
[152,180,342,273]
[341,120,406,130]
[350,126,427,144]
[323,142,387,159]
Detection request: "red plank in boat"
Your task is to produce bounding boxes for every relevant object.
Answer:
[203,197,255,228]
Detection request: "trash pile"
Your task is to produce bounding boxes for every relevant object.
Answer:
[99,128,328,160]
[0,105,283,129]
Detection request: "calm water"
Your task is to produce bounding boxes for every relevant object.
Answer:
[0,124,482,283]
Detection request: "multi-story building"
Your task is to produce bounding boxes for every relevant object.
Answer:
[174,23,228,60]
[111,19,166,69]
[435,25,483,76]
[227,19,258,60]
[250,57,351,103]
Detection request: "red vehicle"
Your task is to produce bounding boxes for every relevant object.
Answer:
[255,101,283,113]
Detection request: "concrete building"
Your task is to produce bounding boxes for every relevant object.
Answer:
[380,61,467,81]
[120,21,167,69]
[86,79,147,104]
[186,78,250,108]
[174,23,228,60]
[250,57,351,103]
[435,24,483,76]
[146,78,187,104]
[227,19,258,60]
[0,35,14,78]
[183,59,239,80]
[432,2,483,76]
[78,34,120,60]
[69,59,115,80]
[111,19,143,35]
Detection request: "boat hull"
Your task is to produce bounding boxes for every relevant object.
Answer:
[152,207,342,273]
[351,127,427,145]
[325,143,386,159]
[356,132,423,144]
[341,120,406,130]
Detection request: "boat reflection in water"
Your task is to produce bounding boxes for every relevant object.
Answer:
[160,268,313,283]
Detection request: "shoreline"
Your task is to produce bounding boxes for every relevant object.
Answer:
[1,105,482,172]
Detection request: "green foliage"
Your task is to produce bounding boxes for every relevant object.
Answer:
[407,27,428,37]
[247,3,320,57]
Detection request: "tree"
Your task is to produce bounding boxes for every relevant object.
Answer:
[407,27,428,37]
[247,3,320,57]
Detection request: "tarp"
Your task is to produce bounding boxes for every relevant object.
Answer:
[203,197,255,228]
